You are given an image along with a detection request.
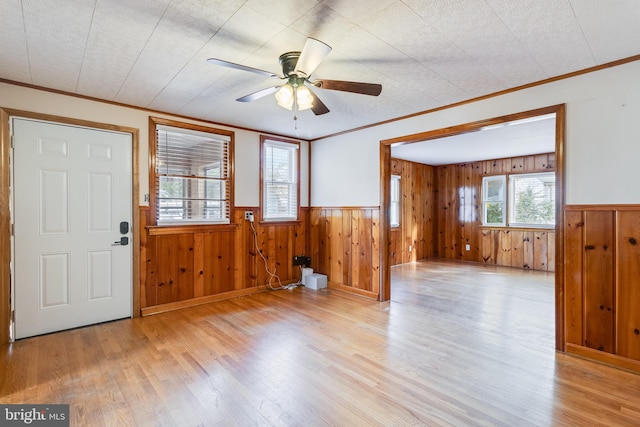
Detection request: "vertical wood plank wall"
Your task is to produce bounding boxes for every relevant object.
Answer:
[434,153,556,272]
[564,206,640,369]
[387,153,556,271]
[389,159,435,265]
[139,207,308,314]
[309,208,380,299]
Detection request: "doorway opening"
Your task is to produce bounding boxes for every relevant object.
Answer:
[0,109,141,344]
[379,104,565,351]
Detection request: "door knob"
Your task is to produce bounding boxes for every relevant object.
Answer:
[111,237,129,246]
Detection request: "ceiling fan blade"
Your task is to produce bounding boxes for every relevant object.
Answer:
[236,86,282,102]
[307,87,330,115]
[294,38,332,77]
[207,58,281,79]
[314,79,382,96]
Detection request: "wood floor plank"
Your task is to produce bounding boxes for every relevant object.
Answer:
[2,259,640,426]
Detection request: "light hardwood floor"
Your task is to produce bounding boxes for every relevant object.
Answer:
[2,259,640,426]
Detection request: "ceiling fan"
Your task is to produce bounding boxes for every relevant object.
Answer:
[207,37,382,116]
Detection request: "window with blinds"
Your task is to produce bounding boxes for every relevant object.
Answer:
[261,137,299,221]
[155,124,231,224]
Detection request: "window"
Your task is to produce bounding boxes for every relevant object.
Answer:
[390,175,401,227]
[152,119,233,225]
[509,172,555,227]
[482,172,555,227]
[482,175,506,226]
[261,136,299,221]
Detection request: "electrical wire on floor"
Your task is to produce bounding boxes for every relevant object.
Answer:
[250,220,303,291]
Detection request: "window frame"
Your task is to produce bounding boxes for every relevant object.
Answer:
[390,174,401,228]
[482,175,507,227]
[508,172,556,228]
[149,117,234,227]
[482,172,556,228]
[260,135,300,223]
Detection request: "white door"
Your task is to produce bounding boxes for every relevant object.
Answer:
[12,118,132,339]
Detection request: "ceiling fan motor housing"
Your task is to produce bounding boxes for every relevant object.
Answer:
[279,51,302,76]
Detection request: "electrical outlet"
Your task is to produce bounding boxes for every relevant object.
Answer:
[465,244,471,251]
[408,245,412,252]
[293,255,311,266]
[244,211,254,222]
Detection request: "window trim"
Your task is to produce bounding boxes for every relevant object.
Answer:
[260,135,300,223]
[149,117,234,227]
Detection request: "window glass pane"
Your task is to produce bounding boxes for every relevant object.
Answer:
[510,173,555,226]
[482,175,506,226]
[390,175,400,227]
[485,202,504,224]
[486,179,504,201]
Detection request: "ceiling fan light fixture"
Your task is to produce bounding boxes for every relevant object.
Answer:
[275,84,294,110]
[296,85,313,110]
[275,83,313,111]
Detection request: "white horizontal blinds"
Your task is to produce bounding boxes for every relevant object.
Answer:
[264,139,298,220]
[156,125,230,224]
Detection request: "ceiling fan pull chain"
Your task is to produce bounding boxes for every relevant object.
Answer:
[293,85,299,130]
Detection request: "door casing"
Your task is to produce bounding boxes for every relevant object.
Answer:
[0,108,140,344]
[379,104,566,351]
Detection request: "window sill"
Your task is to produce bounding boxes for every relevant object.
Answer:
[147,223,237,235]
[481,225,556,232]
[258,219,302,227]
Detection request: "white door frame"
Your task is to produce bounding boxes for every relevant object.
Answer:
[0,108,140,343]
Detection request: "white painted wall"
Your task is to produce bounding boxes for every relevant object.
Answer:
[0,83,310,207]
[311,60,640,206]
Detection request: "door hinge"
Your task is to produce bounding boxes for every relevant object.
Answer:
[11,224,14,236]
[10,134,15,149]
[11,311,15,323]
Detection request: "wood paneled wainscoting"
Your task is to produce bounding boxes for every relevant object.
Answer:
[480,228,555,272]
[564,205,640,372]
[310,207,380,299]
[140,207,308,315]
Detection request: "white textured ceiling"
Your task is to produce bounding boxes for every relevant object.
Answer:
[391,113,556,166]
[1,0,640,145]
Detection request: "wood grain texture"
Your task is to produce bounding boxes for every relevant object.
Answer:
[564,210,584,346]
[616,211,640,360]
[389,158,435,265]
[140,207,308,312]
[3,260,640,425]
[310,207,380,296]
[434,153,556,272]
[564,205,640,367]
[583,211,615,353]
